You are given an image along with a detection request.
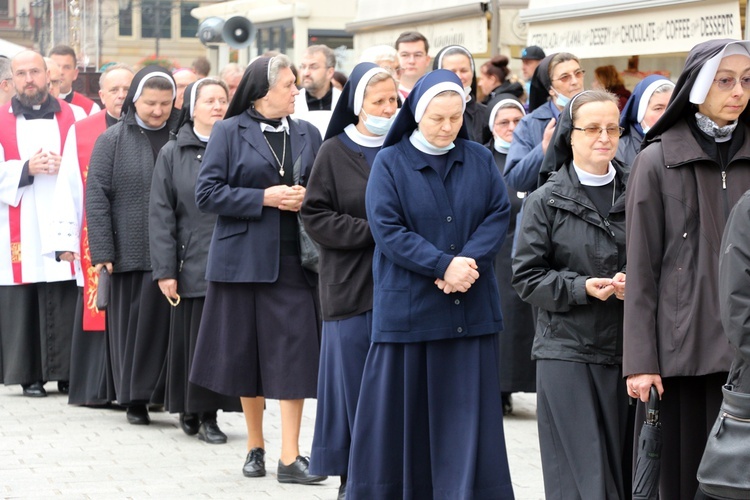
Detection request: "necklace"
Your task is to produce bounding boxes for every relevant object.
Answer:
[262,132,287,177]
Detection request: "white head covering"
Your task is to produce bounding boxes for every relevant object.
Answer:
[487,98,526,130]
[132,71,176,103]
[189,77,211,120]
[414,81,466,123]
[353,67,391,116]
[689,41,750,104]
[637,79,675,123]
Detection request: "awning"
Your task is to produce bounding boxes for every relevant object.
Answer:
[0,38,30,58]
[346,1,487,32]
[521,0,741,59]
[190,0,303,23]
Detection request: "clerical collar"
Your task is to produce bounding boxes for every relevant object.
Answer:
[60,90,74,103]
[11,95,61,120]
[305,87,333,110]
[259,117,289,134]
[135,113,167,130]
[344,123,385,148]
[573,161,616,186]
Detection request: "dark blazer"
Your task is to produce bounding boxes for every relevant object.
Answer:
[195,112,322,283]
[365,136,510,344]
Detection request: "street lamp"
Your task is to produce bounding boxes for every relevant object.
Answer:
[17,8,30,38]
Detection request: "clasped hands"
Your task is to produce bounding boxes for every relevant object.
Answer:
[264,185,306,212]
[29,148,62,176]
[585,272,626,301]
[434,256,479,294]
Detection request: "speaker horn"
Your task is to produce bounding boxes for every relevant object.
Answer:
[222,16,254,49]
[196,17,225,46]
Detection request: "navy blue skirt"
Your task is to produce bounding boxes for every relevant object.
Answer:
[347,334,515,499]
[310,311,372,476]
[190,256,321,399]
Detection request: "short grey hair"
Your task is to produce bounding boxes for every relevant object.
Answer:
[305,45,336,69]
[359,45,397,65]
[219,62,244,82]
[268,54,292,88]
[99,63,134,87]
[653,82,675,95]
[0,58,11,81]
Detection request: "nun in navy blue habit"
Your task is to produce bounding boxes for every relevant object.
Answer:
[615,75,675,166]
[301,61,399,499]
[348,69,515,499]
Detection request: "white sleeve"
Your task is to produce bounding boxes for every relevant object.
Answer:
[0,141,28,207]
[44,127,83,255]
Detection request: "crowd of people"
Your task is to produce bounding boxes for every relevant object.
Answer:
[1,32,750,499]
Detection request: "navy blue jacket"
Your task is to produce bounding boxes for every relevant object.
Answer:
[195,112,322,283]
[365,136,511,343]
[504,100,558,192]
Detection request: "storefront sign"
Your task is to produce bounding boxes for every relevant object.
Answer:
[525,0,740,58]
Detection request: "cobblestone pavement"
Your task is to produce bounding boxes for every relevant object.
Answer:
[0,385,544,499]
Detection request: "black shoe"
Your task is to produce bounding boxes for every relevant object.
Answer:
[338,475,347,500]
[22,381,47,398]
[277,456,327,484]
[179,413,200,436]
[57,381,69,394]
[126,404,150,425]
[198,420,227,444]
[242,447,266,478]
[502,393,513,416]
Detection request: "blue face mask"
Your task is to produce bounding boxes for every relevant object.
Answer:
[410,129,455,155]
[362,109,396,136]
[555,92,571,108]
[493,136,512,153]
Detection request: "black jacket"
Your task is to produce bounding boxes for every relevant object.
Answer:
[301,136,374,320]
[512,161,627,365]
[149,124,216,298]
[87,110,180,272]
[614,124,642,167]
[719,189,750,393]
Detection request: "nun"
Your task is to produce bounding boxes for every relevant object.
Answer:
[432,44,485,142]
[348,69,514,499]
[149,78,241,444]
[486,96,536,415]
[624,39,750,499]
[190,55,325,484]
[615,75,675,166]
[300,61,398,500]
[86,66,178,425]
[512,90,630,498]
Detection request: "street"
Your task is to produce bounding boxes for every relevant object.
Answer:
[0,385,544,498]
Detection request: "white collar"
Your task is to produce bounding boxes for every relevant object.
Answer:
[344,123,385,148]
[59,90,72,99]
[259,117,289,134]
[573,161,616,186]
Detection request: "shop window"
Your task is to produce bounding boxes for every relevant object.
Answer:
[180,2,198,38]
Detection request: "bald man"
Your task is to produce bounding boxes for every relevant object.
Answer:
[173,68,197,109]
[0,50,79,397]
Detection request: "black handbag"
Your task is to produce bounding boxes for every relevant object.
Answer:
[697,383,750,499]
[292,147,319,273]
[95,268,110,311]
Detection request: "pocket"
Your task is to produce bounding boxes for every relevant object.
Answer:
[325,279,359,317]
[214,219,248,240]
[376,288,409,332]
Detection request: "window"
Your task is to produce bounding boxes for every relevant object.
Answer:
[180,2,198,38]
[118,1,132,37]
[255,19,294,56]
[141,0,171,39]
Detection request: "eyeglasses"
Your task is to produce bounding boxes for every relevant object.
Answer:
[495,118,523,128]
[713,76,750,91]
[552,69,585,84]
[572,126,624,138]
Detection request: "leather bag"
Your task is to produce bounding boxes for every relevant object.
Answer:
[697,383,750,499]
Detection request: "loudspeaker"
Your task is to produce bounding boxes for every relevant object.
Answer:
[197,17,225,46]
[222,16,254,49]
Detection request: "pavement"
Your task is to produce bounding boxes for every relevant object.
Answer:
[0,385,544,499]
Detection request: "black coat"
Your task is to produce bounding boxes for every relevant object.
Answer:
[512,161,628,365]
[149,124,216,298]
[719,189,750,393]
[195,112,322,283]
[301,135,374,320]
[614,124,642,168]
[87,110,180,272]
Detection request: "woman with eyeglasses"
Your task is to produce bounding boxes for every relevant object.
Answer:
[486,96,536,415]
[624,39,750,499]
[512,90,630,499]
[505,52,585,193]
